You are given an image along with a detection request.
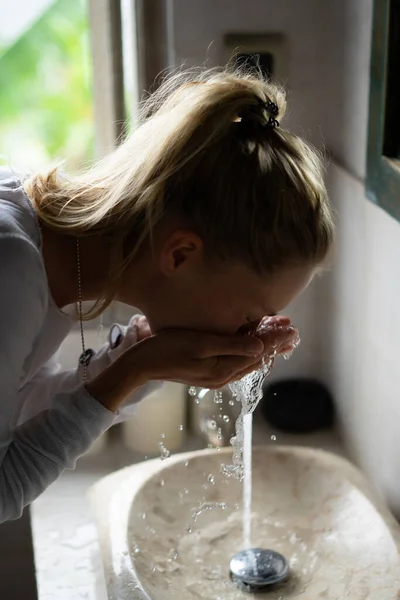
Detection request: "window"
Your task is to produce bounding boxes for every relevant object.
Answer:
[0,0,140,329]
[366,0,400,221]
[0,0,94,171]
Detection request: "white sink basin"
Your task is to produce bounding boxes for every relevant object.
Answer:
[90,446,400,599]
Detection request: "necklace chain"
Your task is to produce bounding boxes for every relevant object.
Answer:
[76,238,87,383]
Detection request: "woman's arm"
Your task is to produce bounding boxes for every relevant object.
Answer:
[18,316,163,426]
[0,237,120,523]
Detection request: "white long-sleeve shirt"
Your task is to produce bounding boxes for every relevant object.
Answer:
[0,174,159,522]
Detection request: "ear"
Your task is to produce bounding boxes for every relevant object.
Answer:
[159,230,203,276]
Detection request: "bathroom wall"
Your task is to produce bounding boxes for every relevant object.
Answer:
[313,0,400,515]
[169,0,400,513]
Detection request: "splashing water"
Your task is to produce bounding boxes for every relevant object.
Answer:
[220,355,274,481]
[221,320,300,550]
[159,441,171,460]
[186,502,228,533]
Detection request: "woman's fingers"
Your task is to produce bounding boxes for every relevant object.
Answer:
[206,353,262,385]
[196,332,264,358]
[136,316,152,341]
[256,327,298,354]
[277,343,295,355]
[260,315,291,326]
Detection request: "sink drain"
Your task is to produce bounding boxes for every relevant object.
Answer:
[230,548,289,592]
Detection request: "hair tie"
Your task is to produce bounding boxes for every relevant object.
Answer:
[236,98,280,134]
[260,98,280,129]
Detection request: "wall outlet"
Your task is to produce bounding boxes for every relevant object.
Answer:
[224,33,288,81]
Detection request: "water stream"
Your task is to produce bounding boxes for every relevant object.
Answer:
[242,412,253,549]
[221,321,300,549]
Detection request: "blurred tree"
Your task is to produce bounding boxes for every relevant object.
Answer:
[0,0,94,172]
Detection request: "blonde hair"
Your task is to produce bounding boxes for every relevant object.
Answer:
[25,66,334,319]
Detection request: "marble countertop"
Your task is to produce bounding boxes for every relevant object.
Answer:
[31,421,346,600]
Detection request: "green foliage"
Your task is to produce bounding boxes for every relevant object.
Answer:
[0,0,94,171]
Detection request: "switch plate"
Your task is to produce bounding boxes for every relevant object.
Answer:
[224,33,288,81]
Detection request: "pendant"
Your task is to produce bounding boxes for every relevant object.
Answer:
[79,348,95,367]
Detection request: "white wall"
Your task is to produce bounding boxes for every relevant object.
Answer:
[315,0,400,515]
[170,0,400,514]
[172,0,326,146]
[320,164,400,515]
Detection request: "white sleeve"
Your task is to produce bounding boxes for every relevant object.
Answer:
[0,236,116,523]
[18,315,163,426]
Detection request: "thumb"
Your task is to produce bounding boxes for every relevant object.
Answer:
[136,315,152,342]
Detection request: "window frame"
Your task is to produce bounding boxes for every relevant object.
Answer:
[366,0,400,222]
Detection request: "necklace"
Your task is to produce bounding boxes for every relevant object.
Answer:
[76,238,90,383]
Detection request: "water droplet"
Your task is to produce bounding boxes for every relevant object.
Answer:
[271,434,277,441]
[187,502,227,533]
[188,386,197,396]
[194,398,200,404]
[158,441,170,460]
[184,460,189,467]
[152,564,163,573]
[141,512,146,520]
[223,415,230,423]
[160,479,165,487]
[207,474,215,485]
[179,424,184,431]
[209,419,217,429]
[229,399,235,406]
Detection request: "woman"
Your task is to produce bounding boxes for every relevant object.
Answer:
[0,67,334,522]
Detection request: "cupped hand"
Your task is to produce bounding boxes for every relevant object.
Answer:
[131,328,265,389]
[231,316,300,381]
[256,315,300,356]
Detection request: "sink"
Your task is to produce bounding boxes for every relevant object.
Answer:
[90,446,400,599]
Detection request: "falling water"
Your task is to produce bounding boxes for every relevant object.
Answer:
[221,358,273,481]
[242,412,253,549]
[221,321,300,549]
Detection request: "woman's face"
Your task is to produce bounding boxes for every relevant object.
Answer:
[118,229,316,335]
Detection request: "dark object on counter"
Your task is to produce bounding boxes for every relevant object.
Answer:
[260,379,334,433]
